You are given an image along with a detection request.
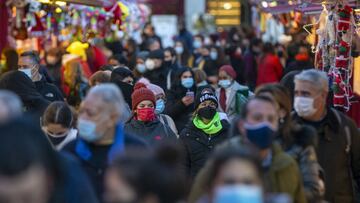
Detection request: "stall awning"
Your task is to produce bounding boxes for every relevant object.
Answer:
[252,0,359,15]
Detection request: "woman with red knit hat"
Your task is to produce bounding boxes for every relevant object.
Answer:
[124,83,177,145]
[215,65,252,121]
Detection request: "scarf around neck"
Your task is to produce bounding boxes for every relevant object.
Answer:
[193,112,223,135]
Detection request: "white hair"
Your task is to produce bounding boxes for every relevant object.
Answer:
[87,84,129,121]
[0,90,23,122]
[294,69,329,92]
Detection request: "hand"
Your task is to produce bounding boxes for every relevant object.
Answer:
[182,96,194,106]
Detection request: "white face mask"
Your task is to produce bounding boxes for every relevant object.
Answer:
[214,184,263,203]
[294,96,317,117]
[145,59,155,70]
[19,69,32,79]
[77,119,101,142]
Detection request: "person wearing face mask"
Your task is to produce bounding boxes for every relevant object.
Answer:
[62,84,147,201]
[41,101,77,150]
[189,148,266,203]
[18,51,64,102]
[165,67,196,130]
[214,96,306,203]
[110,67,134,110]
[145,83,179,137]
[164,47,181,90]
[216,65,252,122]
[189,35,205,68]
[179,89,230,178]
[45,48,63,89]
[133,51,149,78]
[204,46,226,86]
[174,40,191,67]
[143,49,169,90]
[292,69,360,203]
[256,84,324,202]
[0,70,50,119]
[124,83,177,146]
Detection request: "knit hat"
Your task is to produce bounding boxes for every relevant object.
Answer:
[195,88,218,108]
[148,49,164,59]
[219,65,237,79]
[131,83,156,110]
[147,83,165,97]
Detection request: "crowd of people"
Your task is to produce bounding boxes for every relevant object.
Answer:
[0,23,359,203]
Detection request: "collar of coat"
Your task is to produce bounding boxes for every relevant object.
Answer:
[75,122,125,164]
[292,108,340,132]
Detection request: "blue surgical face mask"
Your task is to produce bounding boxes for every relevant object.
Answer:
[210,51,218,60]
[136,64,146,73]
[19,68,32,79]
[214,184,263,203]
[193,40,202,49]
[181,78,194,89]
[77,119,101,142]
[244,122,275,149]
[218,79,232,89]
[155,99,165,114]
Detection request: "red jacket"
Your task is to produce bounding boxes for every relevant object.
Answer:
[257,53,283,86]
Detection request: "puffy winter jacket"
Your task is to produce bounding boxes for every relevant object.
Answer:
[179,119,230,178]
[124,117,177,146]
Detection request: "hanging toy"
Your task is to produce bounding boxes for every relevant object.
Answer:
[337,5,352,33]
[104,2,122,29]
[335,40,350,69]
[332,71,346,108]
[29,14,46,37]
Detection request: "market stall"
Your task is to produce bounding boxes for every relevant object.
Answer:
[252,0,360,126]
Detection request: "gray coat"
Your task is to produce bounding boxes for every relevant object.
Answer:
[215,82,252,121]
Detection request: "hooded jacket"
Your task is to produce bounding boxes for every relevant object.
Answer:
[124,116,177,146]
[0,71,50,117]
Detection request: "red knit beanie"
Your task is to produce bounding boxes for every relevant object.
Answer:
[131,83,156,110]
[219,65,237,79]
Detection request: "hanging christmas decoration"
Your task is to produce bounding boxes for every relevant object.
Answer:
[313,0,357,112]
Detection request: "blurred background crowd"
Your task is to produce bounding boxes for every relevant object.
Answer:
[0,0,360,203]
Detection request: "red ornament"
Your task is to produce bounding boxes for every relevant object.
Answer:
[337,5,352,32]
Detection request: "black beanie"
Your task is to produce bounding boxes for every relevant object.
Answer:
[195,88,218,108]
[148,49,164,59]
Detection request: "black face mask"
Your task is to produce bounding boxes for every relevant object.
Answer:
[164,60,172,67]
[198,106,217,120]
[48,135,67,146]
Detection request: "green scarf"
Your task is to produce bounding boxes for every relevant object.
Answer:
[193,112,223,135]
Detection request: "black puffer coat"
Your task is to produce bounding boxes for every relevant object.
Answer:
[179,119,230,178]
[124,117,177,146]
